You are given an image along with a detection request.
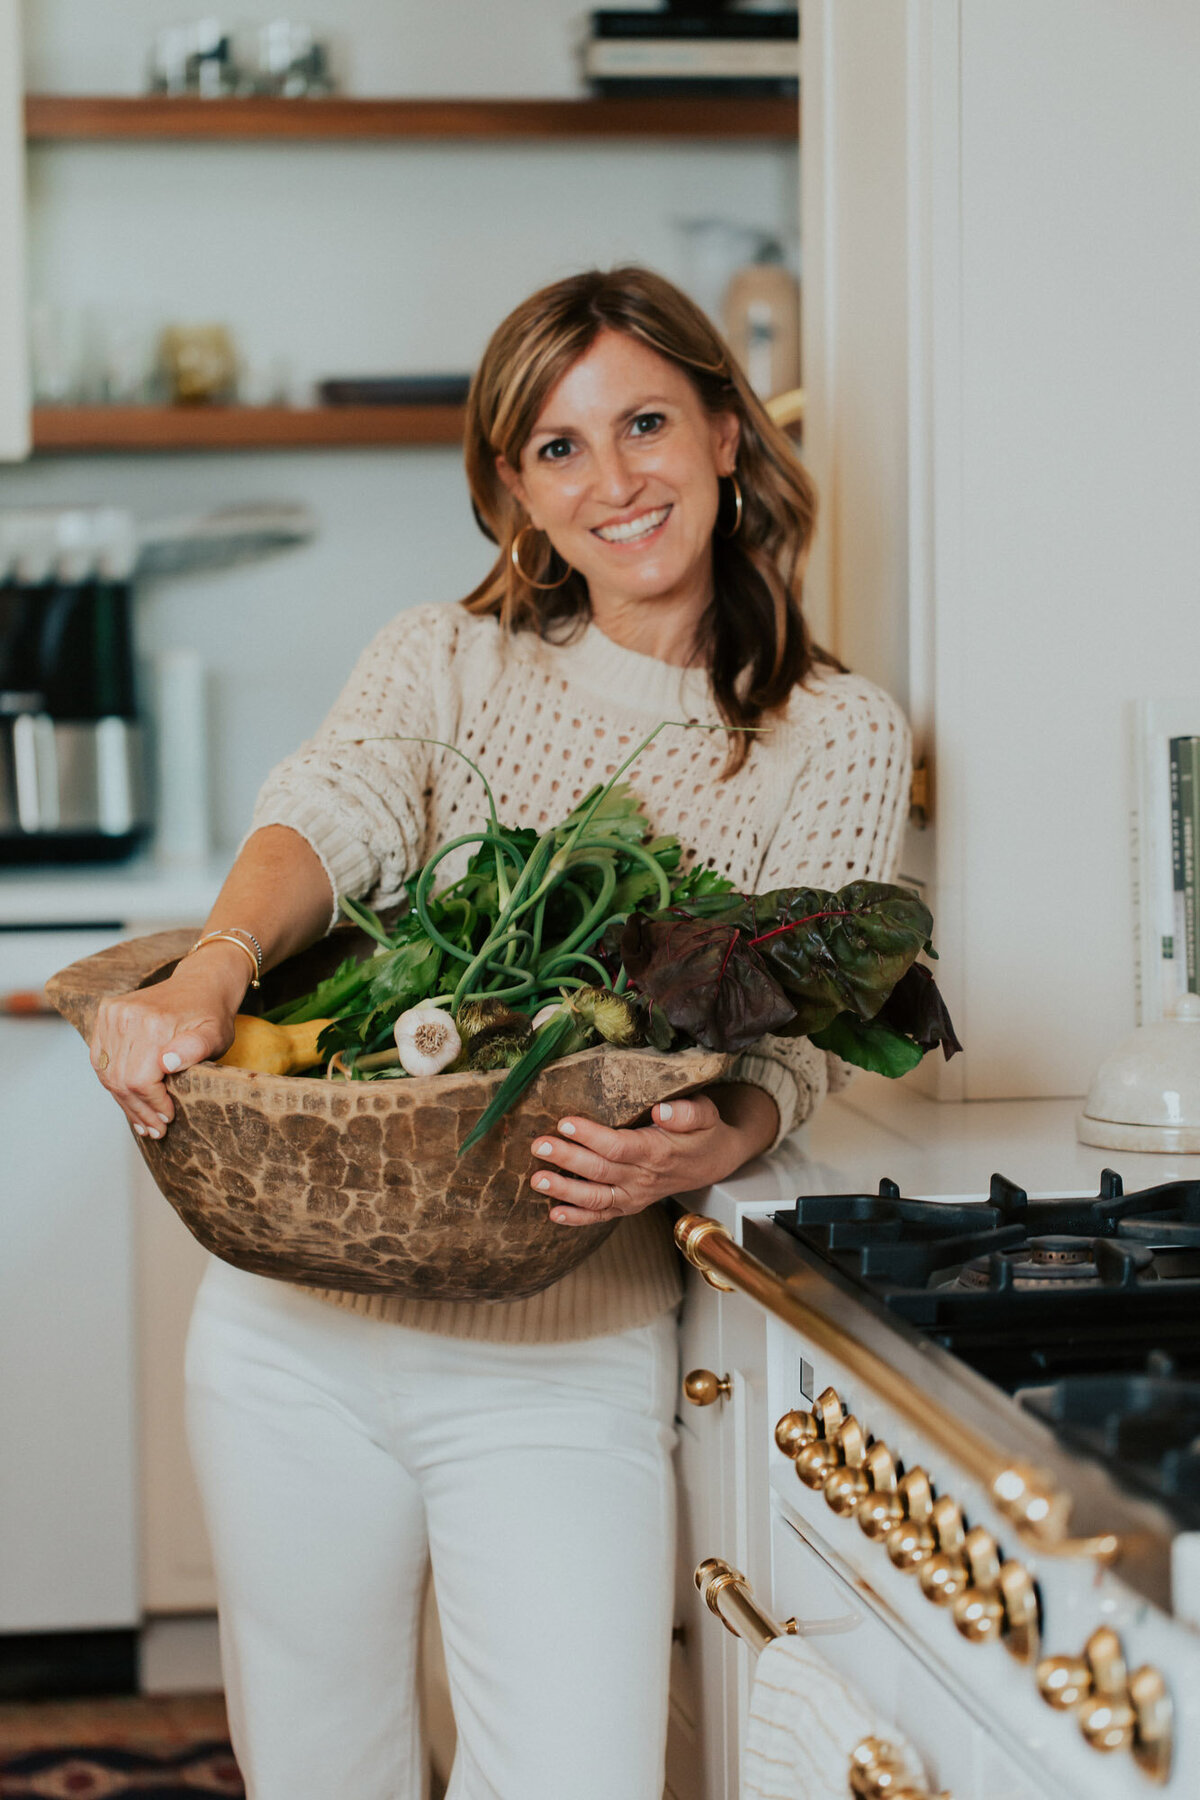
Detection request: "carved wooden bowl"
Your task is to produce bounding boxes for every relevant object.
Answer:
[47,928,733,1303]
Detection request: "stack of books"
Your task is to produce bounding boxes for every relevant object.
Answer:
[583,8,799,99]
[1130,702,1200,1022]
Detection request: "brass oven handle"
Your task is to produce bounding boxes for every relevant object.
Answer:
[850,1735,949,1800]
[683,1368,731,1407]
[694,1557,797,1654]
[675,1214,1120,1562]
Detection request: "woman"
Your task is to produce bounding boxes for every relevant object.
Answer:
[91,266,910,1800]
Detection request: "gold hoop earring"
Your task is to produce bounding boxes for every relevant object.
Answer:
[718,473,743,539]
[511,524,573,590]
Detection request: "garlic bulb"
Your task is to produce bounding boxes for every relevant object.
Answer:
[393,1005,462,1077]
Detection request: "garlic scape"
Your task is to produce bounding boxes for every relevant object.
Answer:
[393,1005,463,1078]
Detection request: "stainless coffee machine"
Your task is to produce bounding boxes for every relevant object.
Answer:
[0,508,150,862]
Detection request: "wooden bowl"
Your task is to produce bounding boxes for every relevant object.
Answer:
[47,928,733,1303]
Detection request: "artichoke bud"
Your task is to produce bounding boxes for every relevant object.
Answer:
[468,1031,531,1072]
[571,987,644,1047]
[455,997,531,1051]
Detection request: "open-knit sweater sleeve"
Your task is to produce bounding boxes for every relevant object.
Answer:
[249,604,456,927]
[727,676,913,1149]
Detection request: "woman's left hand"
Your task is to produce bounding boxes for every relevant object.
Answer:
[529,1085,779,1227]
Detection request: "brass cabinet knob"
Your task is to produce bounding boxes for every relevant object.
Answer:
[824,1416,871,1515]
[997,1561,1040,1665]
[683,1368,731,1407]
[1037,1654,1091,1710]
[775,1407,819,1457]
[1129,1664,1173,1784]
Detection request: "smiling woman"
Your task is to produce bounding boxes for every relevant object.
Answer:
[87,265,910,1800]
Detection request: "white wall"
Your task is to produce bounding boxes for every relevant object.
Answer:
[0,0,29,457]
[5,0,798,848]
[805,0,1200,1099]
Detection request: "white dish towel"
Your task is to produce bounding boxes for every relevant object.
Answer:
[741,1632,924,1800]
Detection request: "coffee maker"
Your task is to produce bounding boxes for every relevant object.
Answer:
[0,507,150,862]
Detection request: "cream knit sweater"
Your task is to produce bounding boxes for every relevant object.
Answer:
[250,601,911,1343]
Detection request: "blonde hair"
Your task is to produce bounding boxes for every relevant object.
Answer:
[461,265,827,775]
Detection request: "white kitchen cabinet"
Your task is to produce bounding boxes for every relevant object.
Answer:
[0,0,29,459]
[0,927,137,1630]
[801,0,1200,1100]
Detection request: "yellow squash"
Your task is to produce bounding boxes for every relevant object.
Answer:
[217,1015,332,1076]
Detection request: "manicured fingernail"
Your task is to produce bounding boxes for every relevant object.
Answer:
[536,1141,554,1156]
[134,1124,146,1136]
[534,1175,552,1191]
[559,1120,576,1136]
[658,1102,674,1120]
[552,1211,568,1224]
[157,1114,171,1125]
[147,1128,161,1139]
[162,1052,182,1072]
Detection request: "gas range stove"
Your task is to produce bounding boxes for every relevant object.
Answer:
[772,1168,1200,1528]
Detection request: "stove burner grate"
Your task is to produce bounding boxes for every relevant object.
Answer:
[953,1235,1158,1292]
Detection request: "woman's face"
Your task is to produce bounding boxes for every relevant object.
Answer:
[497,329,739,623]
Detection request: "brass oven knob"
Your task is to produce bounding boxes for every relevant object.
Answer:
[683,1368,731,1407]
[796,1438,841,1489]
[850,1735,948,1799]
[813,1385,845,1437]
[1129,1664,1173,1784]
[1036,1654,1092,1711]
[857,1441,905,1540]
[952,1526,1004,1644]
[997,1560,1040,1665]
[775,1408,819,1458]
[918,1497,968,1606]
[824,1416,871,1515]
[887,1468,937,1572]
[1078,1627,1135,1754]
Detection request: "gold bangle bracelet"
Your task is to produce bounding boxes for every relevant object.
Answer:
[187,931,261,990]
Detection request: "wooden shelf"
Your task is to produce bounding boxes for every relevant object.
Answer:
[25,94,798,143]
[31,405,467,453]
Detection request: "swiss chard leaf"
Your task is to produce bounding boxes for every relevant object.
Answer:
[873,961,962,1060]
[748,882,934,1029]
[809,1013,925,1078]
[618,913,795,1053]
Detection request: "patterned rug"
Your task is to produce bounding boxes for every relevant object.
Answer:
[0,1695,243,1799]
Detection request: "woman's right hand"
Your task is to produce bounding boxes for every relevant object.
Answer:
[90,942,248,1138]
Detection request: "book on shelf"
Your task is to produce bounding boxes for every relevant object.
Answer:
[584,8,799,97]
[1130,701,1200,1024]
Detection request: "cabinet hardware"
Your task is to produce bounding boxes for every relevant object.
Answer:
[674,1213,1122,1562]
[918,1498,968,1607]
[850,1735,949,1800]
[951,1526,1004,1644]
[857,1441,904,1539]
[909,759,932,826]
[694,1557,797,1654]
[886,1468,937,1571]
[824,1415,870,1515]
[1037,1654,1091,1710]
[683,1368,731,1407]
[996,1561,1040,1664]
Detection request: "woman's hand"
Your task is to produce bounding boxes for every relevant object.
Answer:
[529,1083,779,1227]
[90,941,248,1138]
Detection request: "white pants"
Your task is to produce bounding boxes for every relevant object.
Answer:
[185,1258,679,1800]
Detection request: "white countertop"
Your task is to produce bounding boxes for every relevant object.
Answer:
[0,855,227,928]
[701,1072,1200,1231]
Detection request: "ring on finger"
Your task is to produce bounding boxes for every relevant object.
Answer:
[609,1184,617,1209]
[96,1049,110,1072]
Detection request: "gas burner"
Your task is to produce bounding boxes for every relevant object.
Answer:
[953,1235,1158,1292]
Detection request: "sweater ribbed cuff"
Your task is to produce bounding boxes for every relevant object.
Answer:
[724,1052,801,1152]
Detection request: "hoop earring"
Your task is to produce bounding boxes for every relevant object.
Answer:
[718,473,743,539]
[511,524,573,590]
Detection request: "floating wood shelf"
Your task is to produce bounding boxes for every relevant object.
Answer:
[31,405,467,453]
[25,94,798,143]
